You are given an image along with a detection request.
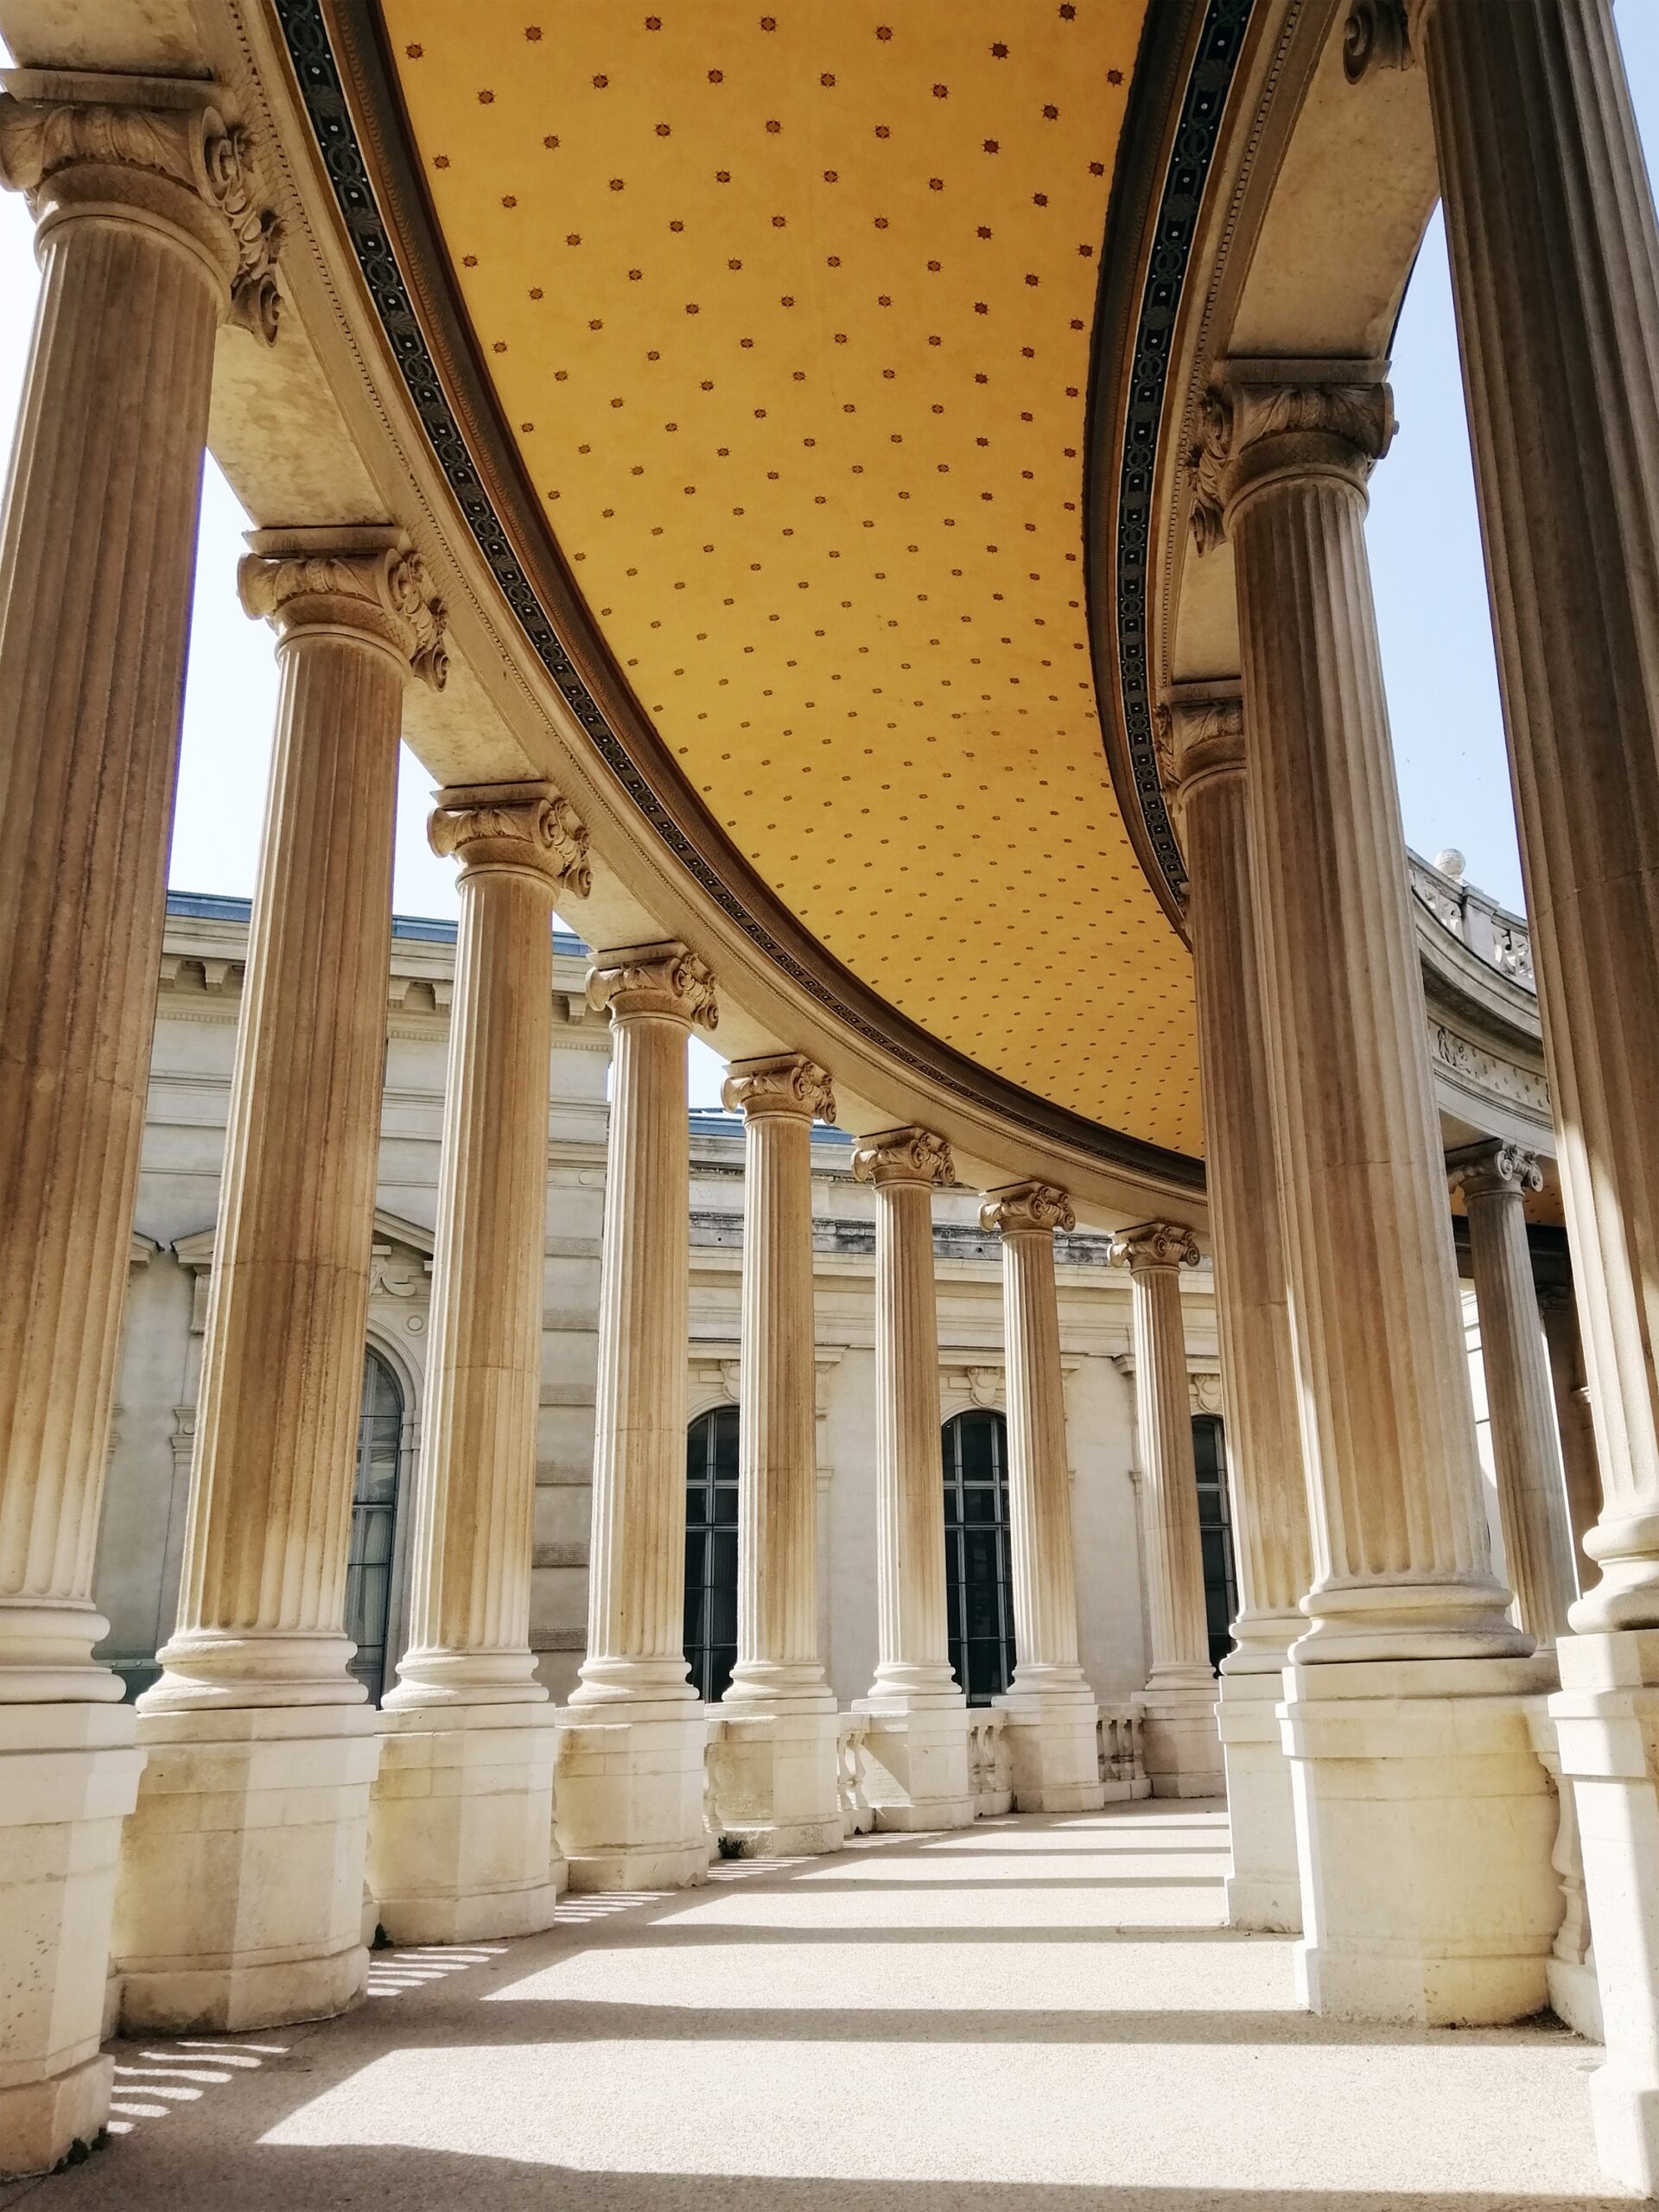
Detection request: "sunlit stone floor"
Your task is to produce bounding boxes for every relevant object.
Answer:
[1,1801,1627,2211]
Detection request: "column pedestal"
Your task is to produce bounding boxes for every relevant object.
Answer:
[706,1709,844,1857]
[556,1704,715,1891]
[1551,1631,1659,2192]
[1216,1674,1300,1930]
[114,1705,380,2031]
[1283,1655,1560,2024]
[0,1707,144,2171]
[372,1707,563,1942]
[853,1694,976,1833]
[997,1688,1105,1814]
[1136,1682,1225,1800]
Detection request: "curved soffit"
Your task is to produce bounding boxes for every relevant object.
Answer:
[362,0,1204,1155]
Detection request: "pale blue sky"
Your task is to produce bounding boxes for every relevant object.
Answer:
[3,20,1656,1096]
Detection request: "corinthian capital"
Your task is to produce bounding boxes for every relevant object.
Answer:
[980,1180,1076,1237]
[721,1052,836,1125]
[1109,1220,1200,1274]
[239,525,448,688]
[429,781,591,896]
[0,72,282,341]
[1447,1139,1545,1203]
[588,942,718,1030]
[1191,372,1395,551]
[851,1126,956,1191]
[1161,691,1245,815]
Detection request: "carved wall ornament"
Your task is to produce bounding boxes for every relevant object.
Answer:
[1429,1022,1550,1117]
[1164,694,1247,808]
[238,528,448,686]
[1343,0,1416,81]
[0,79,282,341]
[1189,1371,1225,1417]
[850,1125,957,1191]
[980,1180,1077,1237]
[428,781,591,896]
[721,1052,836,1125]
[1109,1220,1201,1274]
[1446,1139,1546,1203]
[588,941,719,1031]
[1191,378,1395,552]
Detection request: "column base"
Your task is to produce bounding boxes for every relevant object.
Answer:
[706,1707,843,1857]
[993,1690,1106,1813]
[1217,1670,1301,1932]
[852,1693,976,1831]
[1282,1653,1560,2025]
[0,1703,145,2177]
[1551,1630,1659,2190]
[369,1702,565,1943]
[1136,1676,1224,1797]
[1548,1951,1605,2043]
[113,1703,380,2034]
[554,1700,710,1891]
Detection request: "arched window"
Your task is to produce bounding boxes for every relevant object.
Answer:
[345,1349,404,1704]
[941,1408,1015,1704]
[684,1406,739,1702]
[1192,1413,1239,1674]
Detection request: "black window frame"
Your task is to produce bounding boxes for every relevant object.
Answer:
[683,1404,740,1702]
[941,1408,1016,1705]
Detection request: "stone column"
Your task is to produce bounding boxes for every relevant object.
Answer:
[369,785,591,1939]
[0,75,278,2173]
[850,1128,975,1830]
[114,529,445,2032]
[556,944,718,1891]
[1195,368,1556,2024]
[1345,0,1659,2163]
[982,1182,1105,1814]
[1538,1286,1599,1579]
[1448,1141,1578,1649]
[1166,691,1313,1927]
[1109,1224,1224,1797]
[707,1054,842,1856]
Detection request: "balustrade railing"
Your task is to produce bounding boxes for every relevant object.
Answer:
[967,1710,1014,1816]
[836,1713,874,1840]
[1096,1702,1151,1801]
[1408,849,1535,988]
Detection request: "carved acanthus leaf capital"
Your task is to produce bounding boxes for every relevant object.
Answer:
[428,782,591,897]
[588,942,718,1031]
[1191,377,1395,551]
[980,1180,1076,1237]
[0,76,282,341]
[239,528,448,689]
[851,1125,957,1191]
[1109,1220,1201,1274]
[721,1052,836,1125]
[1163,693,1246,812]
[1446,1139,1545,1203]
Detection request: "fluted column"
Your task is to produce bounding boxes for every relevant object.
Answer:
[556,944,719,1891]
[0,77,277,2174]
[1448,1141,1578,1649]
[705,1055,842,1856]
[1167,691,1313,1923]
[1110,1223,1223,1797]
[369,785,591,1937]
[1538,1287,1599,1577]
[849,1128,974,1831]
[982,1182,1104,1814]
[114,530,445,2034]
[1195,371,1556,2023]
[723,1056,836,1709]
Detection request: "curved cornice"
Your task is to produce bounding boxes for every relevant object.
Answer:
[269,0,1205,1198]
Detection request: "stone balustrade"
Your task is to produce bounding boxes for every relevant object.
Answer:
[836,1714,874,1840]
[1096,1704,1152,1802]
[1408,849,1534,988]
[967,1711,1014,1819]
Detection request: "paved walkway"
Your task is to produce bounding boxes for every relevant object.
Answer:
[2,1801,1627,2210]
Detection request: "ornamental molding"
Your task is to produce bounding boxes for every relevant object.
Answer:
[1191,372,1395,551]
[588,942,718,1031]
[850,1126,957,1192]
[1109,1220,1202,1274]
[980,1181,1077,1238]
[1446,1138,1545,1203]
[721,1052,836,1127]
[429,780,591,897]
[238,524,448,686]
[1428,1020,1550,1119]
[1190,1370,1225,1416]
[0,69,282,340]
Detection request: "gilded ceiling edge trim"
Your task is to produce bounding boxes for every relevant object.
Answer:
[1086,0,1258,926]
[269,0,1206,1192]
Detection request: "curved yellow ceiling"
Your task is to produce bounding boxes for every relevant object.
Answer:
[383,0,1201,1154]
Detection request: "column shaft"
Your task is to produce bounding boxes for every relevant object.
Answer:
[1450,1143,1578,1648]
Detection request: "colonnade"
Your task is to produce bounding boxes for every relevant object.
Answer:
[4,1,1659,2196]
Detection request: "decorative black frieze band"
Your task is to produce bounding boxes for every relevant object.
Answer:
[270,0,1205,1187]
[1112,0,1255,906]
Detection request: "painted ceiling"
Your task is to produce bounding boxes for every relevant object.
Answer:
[380,0,1202,1154]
